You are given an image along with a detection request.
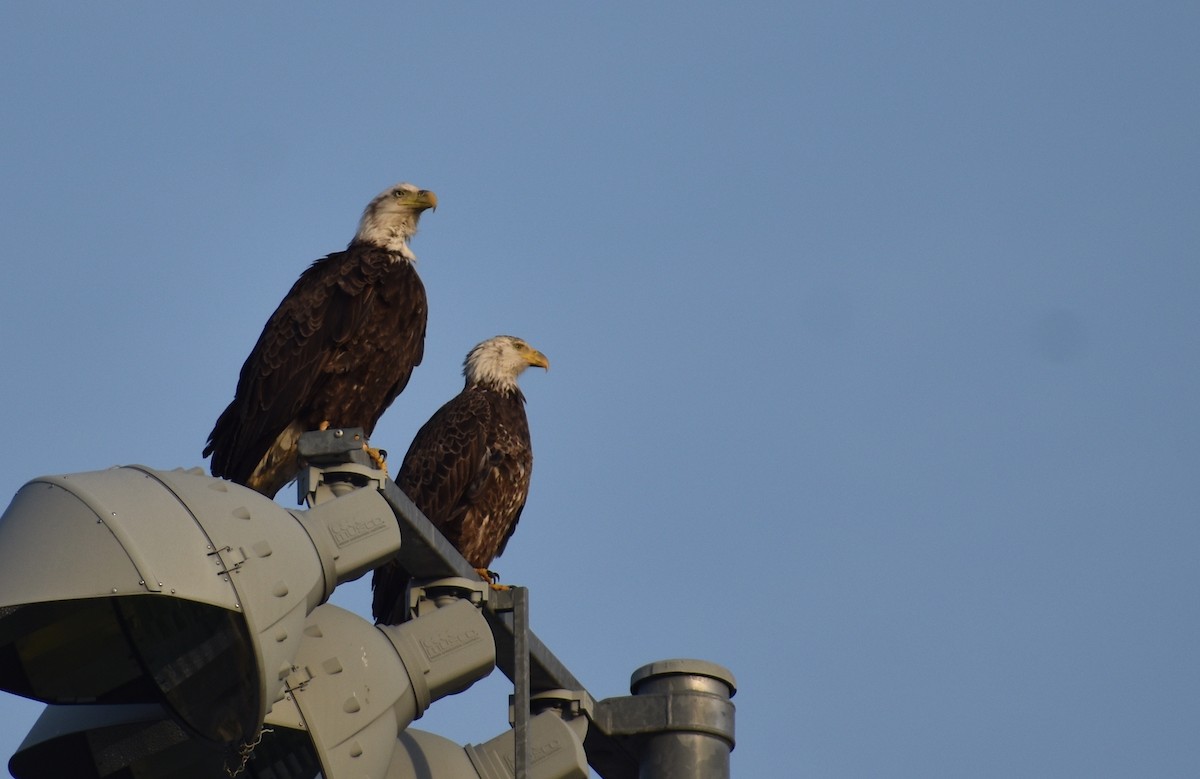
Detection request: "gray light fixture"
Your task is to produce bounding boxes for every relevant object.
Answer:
[0,464,401,749]
[9,595,499,779]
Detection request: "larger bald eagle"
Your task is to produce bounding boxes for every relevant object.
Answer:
[372,335,549,625]
[204,182,437,498]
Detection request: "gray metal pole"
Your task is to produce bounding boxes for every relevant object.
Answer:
[629,659,736,779]
[513,586,531,779]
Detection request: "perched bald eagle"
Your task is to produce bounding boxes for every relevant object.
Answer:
[372,335,549,624]
[204,182,437,499]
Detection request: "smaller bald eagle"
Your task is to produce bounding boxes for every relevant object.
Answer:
[372,335,549,625]
[204,182,437,499]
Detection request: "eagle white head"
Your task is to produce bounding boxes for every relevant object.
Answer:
[353,182,438,259]
[464,336,550,394]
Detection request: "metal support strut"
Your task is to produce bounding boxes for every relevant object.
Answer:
[513,586,531,779]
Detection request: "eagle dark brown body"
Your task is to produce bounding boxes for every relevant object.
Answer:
[204,183,436,499]
[372,335,547,625]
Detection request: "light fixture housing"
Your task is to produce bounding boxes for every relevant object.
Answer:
[9,598,499,779]
[0,465,401,749]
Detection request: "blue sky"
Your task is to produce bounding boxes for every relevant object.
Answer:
[0,3,1197,776]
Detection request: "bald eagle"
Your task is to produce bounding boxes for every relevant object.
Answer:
[372,335,549,625]
[204,182,437,499]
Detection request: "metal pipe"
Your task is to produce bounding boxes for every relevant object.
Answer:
[629,659,736,779]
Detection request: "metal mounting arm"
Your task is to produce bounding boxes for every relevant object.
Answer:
[294,427,736,778]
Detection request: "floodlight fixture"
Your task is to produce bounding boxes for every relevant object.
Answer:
[386,709,588,779]
[263,597,495,778]
[9,593,497,779]
[0,464,401,750]
[11,706,585,779]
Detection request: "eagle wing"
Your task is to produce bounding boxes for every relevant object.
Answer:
[205,248,425,490]
[397,389,495,534]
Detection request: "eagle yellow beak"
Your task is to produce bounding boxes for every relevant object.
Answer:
[408,189,438,212]
[527,349,550,371]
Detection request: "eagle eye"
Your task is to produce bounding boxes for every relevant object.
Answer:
[392,189,406,199]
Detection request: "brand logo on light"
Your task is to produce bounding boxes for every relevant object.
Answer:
[329,515,388,547]
[420,628,482,659]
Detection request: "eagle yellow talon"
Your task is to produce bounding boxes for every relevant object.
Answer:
[475,567,509,590]
[364,445,389,477]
